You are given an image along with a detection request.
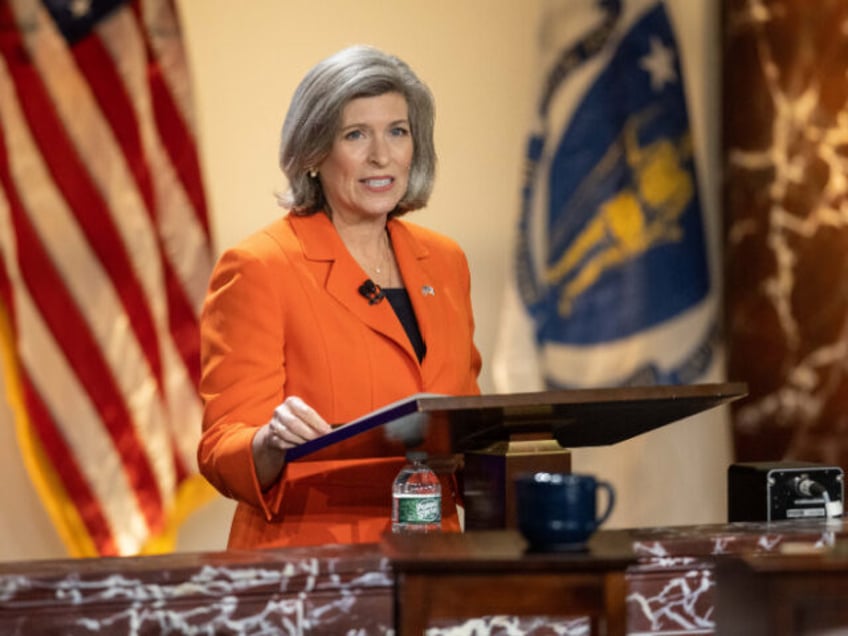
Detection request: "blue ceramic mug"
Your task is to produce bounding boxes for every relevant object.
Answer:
[515,472,615,551]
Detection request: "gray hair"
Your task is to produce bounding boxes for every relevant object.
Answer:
[279,45,436,216]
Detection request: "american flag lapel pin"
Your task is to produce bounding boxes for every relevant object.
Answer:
[421,285,435,296]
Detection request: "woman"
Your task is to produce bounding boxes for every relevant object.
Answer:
[198,45,482,549]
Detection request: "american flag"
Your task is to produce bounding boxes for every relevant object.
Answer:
[0,0,213,556]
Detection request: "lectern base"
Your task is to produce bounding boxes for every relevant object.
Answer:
[463,439,571,530]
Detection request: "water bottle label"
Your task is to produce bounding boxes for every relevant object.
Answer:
[396,495,441,524]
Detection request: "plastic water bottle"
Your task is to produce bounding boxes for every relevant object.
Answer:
[392,451,441,533]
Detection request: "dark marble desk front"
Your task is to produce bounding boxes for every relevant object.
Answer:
[0,543,393,635]
[0,520,845,635]
[625,519,844,634]
[716,547,848,636]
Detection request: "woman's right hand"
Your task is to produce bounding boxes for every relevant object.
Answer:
[252,396,332,489]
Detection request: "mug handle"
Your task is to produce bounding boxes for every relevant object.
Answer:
[595,480,616,526]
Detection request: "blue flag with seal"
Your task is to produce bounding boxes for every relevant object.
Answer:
[514,0,717,389]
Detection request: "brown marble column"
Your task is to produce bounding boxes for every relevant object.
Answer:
[723,0,848,468]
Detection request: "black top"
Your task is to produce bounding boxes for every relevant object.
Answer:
[384,288,426,362]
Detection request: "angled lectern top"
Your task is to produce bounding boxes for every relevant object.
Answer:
[416,381,747,451]
[287,381,747,460]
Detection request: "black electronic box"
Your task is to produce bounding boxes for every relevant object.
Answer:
[727,461,844,522]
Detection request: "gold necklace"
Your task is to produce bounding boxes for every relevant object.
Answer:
[372,235,391,278]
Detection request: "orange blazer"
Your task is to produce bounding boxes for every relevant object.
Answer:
[199,212,482,549]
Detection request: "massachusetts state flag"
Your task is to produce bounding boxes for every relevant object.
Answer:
[498,0,716,391]
[0,0,214,556]
[493,0,730,530]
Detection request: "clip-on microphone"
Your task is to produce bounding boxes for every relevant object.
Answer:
[358,279,385,305]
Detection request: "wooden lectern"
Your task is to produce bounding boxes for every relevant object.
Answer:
[403,382,746,530]
[291,382,747,530]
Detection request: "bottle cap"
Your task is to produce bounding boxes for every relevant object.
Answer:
[406,450,428,462]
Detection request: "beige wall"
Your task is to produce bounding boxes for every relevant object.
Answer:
[0,0,719,559]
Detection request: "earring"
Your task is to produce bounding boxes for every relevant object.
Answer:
[308,168,318,178]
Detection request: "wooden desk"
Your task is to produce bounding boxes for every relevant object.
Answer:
[2,520,843,634]
[382,530,635,635]
[716,546,848,636]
